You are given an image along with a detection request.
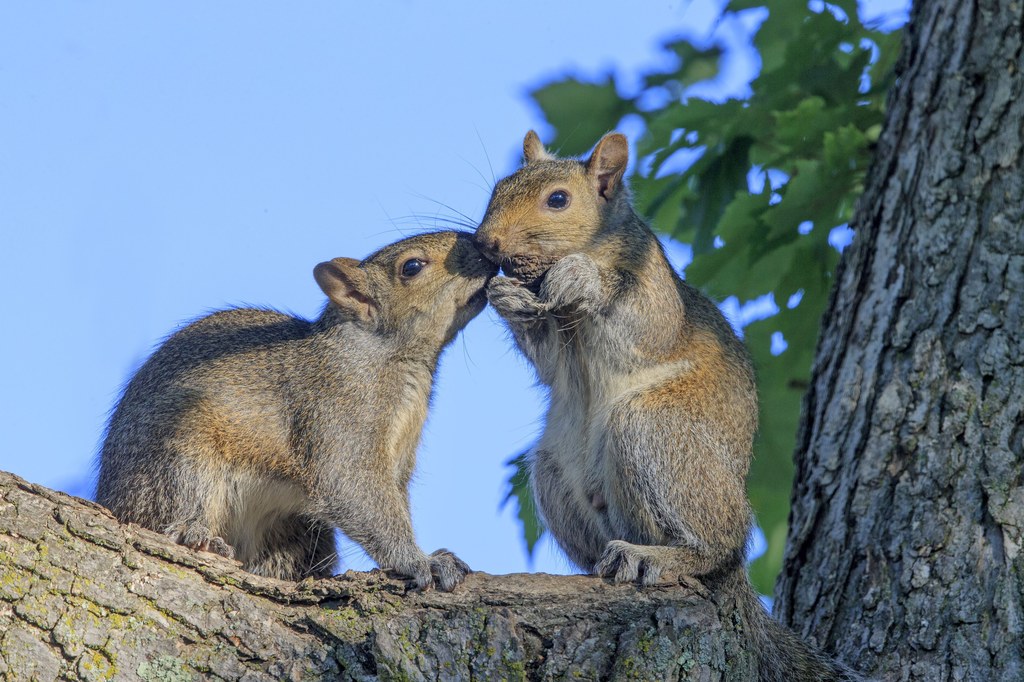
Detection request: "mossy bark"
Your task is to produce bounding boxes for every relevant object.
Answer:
[0,470,759,681]
[776,0,1024,679]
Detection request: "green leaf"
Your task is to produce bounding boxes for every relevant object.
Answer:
[865,30,902,95]
[644,40,723,91]
[826,0,859,19]
[727,0,771,10]
[823,123,869,174]
[682,136,755,254]
[752,0,813,74]
[501,451,546,558]
[743,311,816,594]
[639,132,754,255]
[684,188,771,298]
[530,76,633,156]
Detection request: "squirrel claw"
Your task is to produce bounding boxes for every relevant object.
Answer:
[595,540,665,587]
[165,522,236,560]
[487,276,548,322]
[394,549,470,592]
[390,561,434,591]
[539,254,602,311]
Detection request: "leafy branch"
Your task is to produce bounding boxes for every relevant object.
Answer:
[506,0,902,593]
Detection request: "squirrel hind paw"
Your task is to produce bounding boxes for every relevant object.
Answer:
[206,536,236,560]
[429,548,472,592]
[164,522,236,560]
[594,540,667,586]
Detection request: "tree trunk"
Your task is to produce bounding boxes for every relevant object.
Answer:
[775,0,1024,679]
[0,469,762,681]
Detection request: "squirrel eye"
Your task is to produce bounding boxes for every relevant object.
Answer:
[401,258,425,278]
[546,190,570,210]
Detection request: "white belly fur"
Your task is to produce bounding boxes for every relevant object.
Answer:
[540,357,694,501]
[204,466,308,563]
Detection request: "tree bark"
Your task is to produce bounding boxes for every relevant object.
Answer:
[776,0,1024,679]
[0,469,761,681]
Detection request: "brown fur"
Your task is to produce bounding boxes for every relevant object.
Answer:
[476,132,863,679]
[96,231,495,590]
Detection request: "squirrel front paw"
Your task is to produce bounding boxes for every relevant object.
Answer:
[539,254,602,312]
[164,522,236,560]
[487,276,549,322]
[391,555,435,590]
[392,549,470,592]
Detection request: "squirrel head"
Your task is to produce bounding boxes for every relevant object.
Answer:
[475,131,630,283]
[314,231,496,346]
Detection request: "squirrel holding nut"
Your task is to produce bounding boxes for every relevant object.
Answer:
[476,131,861,679]
[96,231,494,591]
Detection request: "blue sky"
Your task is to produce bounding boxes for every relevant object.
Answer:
[0,1,906,576]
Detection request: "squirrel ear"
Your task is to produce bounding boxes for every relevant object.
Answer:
[523,130,552,164]
[586,132,629,200]
[314,258,377,322]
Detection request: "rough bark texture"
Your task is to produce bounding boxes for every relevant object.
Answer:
[0,469,762,681]
[776,0,1024,680]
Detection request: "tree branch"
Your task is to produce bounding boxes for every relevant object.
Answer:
[0,469,757,680]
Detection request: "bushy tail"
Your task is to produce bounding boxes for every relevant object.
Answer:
[726,570,865,682]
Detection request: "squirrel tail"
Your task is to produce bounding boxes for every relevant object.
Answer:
[725,569,865,682]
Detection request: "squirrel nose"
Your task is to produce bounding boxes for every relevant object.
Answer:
[474,233,503,263]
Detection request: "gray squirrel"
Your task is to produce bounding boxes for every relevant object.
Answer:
[97,231,495,590]
[476,131,863,679]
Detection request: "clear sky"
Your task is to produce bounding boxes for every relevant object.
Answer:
[0,1,906,576]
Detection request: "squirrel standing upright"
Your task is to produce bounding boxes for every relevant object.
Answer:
[476,131,862,679]
[97,231,495,591]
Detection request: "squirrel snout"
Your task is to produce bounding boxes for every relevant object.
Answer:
[474,233,503,264]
